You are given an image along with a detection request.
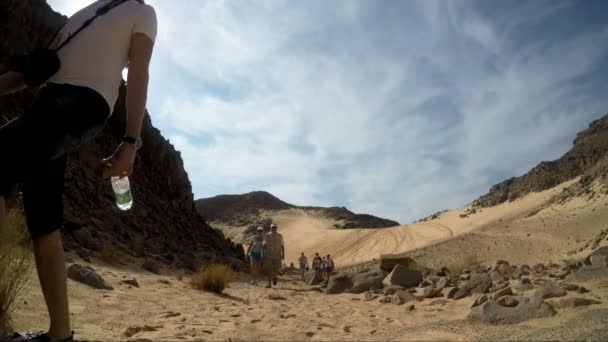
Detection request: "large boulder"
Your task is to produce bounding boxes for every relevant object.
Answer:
[349,270,386,293]
[382,265,423,289]
[67,264,113,290]
[326,274,353,294]
[468,295,556,324]
[584,246,608,267]
[380,255,417,272]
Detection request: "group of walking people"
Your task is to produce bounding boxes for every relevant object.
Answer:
[246,224,336,287]
[301,252,335,281]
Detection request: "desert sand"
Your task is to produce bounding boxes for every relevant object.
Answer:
[11,177,608,340]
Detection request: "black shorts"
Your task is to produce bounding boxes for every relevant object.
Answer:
[0,83,110,240]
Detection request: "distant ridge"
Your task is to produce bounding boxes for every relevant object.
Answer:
[196,191,400,229]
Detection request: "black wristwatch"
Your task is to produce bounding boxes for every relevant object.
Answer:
[122,135,143,149]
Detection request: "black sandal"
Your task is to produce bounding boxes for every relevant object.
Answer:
[5,331,74,342]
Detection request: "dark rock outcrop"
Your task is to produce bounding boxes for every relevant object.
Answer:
[0,0,243,268]
[472,114,608,209]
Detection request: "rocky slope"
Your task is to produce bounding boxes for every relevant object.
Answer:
[473,114,608,208]
[196,191,400,229]
[0,0,243,271]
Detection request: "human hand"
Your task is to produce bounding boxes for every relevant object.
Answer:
[102,143,137,178]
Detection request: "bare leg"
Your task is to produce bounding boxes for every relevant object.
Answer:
[33,230,71,340]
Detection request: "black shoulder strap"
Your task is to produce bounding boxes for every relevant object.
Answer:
[52,0,135,52]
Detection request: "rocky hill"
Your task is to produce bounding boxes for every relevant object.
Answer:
[196,191,400,229]
[0,0,243,271]
[472,114,608,208]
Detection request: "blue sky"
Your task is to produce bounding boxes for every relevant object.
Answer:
[48,0,608,223]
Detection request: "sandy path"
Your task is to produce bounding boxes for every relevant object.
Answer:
[12,265,608,341]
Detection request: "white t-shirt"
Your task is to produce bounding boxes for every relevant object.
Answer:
[48,0,157,109]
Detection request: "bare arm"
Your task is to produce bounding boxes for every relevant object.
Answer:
[0,66,26,96]
[125,33,154,139]
[103,33,155,177]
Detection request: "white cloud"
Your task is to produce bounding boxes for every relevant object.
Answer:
[46,0,608,223]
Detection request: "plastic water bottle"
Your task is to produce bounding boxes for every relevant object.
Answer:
[111,176,133,211]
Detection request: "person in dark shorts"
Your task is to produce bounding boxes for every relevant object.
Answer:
[0,1,157,341]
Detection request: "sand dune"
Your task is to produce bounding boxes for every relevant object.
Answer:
[271,178,580,267]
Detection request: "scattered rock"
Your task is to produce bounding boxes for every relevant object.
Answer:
[442,287,458,299]
[424,286,439,298]
[468,295,556,324]
[384,285,405,295]
[406,304,415,311]
[380,255,417,272]
[364,290,379,302]
[157,279,171,285]
[489,282,509,293]
[471,294,488,308]
[326,274,353,294]
[141,260,161,275]
[557,297,602,308]
[305,332,315,337]
[382,264,423,289]
[121,278,139,288]
[496,295,518,308]
[67,264,113,290]
[577,286,590,294]
[435,277,449,291]
[391,290,416,305]
[535,281,567,299]
[468,272,493,294]
[379,296,392,304]
[349,270,386,293]
[490,271,508,283]
[343,326,351,333]
[491,287,513,300]
[561,283,579,291]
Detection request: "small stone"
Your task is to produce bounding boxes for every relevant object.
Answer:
[406,304,415,311]
[557,297,602,308]
[491,287,513,300]
[496,295,519,307]
[471,294,488,308]
[442,287,458,299]
[343,326,351,333]
[561,283,579,291]
[424,286,439,298]
[121,278,139,288]
[535,281,567,299]
[577,287,590,294]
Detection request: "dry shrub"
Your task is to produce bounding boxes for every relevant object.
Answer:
[0,210,33,333]
[190,264,232,294]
